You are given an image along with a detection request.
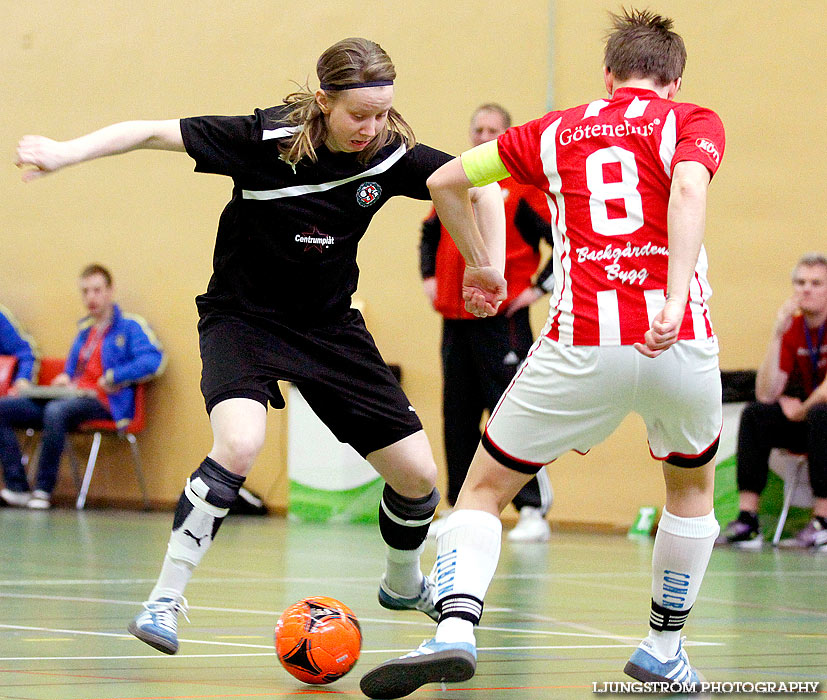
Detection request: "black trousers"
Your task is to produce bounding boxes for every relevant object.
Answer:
[736,401,827,499]
[441,309,551,511]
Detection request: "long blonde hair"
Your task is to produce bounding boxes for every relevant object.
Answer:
[279,38,416,166]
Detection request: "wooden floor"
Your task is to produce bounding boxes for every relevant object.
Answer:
[0,508,825,699]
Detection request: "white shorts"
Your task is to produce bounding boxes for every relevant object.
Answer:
[483,337,722,471]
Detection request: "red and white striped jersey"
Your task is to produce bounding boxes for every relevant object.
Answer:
[497,87,725,346]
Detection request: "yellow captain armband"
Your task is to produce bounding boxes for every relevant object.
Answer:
[460,140,510,187]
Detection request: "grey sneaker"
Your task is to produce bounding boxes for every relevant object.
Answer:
[360,637,477,699]
[624,637,702,690]
[715,517,762,549]
[793,519,827,548]
[128,596,189,654]
[378,575,438,621]
[1,488,32,507]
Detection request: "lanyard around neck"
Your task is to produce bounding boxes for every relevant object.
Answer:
[75,324,108,378]
[803,320,826,384]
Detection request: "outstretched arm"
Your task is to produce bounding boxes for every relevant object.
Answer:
[634,159,710,358]
[16,119,185,182]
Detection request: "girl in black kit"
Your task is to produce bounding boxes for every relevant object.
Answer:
[17,38,504,655]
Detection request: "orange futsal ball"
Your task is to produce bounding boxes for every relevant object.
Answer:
[274,596,362,684]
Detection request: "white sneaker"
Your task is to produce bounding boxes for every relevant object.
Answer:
[507,506,550,543]
[1,488,32,507]
[26,490,51,510]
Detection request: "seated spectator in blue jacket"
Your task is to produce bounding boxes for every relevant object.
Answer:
[0,264,165,509]
[0,303,39,395]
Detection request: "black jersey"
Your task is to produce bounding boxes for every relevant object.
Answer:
[180,106,453,324]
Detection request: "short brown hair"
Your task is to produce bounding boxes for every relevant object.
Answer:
[80,263,112,287]
[604,8,686,86]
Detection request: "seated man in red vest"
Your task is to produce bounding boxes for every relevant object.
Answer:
[718,252,827,548]
[0,264,165,509]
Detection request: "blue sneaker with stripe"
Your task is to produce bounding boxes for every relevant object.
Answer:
[377,575,439,621]
[624,637,703,690]
[360,637,477,699]
[127,596,188,655]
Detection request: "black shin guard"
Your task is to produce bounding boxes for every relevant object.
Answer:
[169,457,245,566]
[378,485,440,550]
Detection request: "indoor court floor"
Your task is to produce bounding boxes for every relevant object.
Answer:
[0,508,825,699]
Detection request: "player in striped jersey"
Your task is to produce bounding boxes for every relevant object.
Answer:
[362,10,725,697]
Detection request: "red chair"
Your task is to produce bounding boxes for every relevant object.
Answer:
[75,382,150,510]
[36,356,67,384]
[0,355,17,395]
[24,356,151,510]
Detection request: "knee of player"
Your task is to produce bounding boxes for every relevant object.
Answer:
[415,460,439,493]
[212,429,264,470]
[394,462,438,499]
[458,469,519,513]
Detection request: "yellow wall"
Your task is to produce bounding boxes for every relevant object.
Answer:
[1,1,824,529]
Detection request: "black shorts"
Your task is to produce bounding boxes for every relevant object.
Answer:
[197,308,422,457]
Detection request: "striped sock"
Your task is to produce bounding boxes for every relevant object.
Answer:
[647,508,719,657]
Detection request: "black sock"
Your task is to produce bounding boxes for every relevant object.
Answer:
[738,510,759,527]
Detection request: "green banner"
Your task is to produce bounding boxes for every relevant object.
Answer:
[288,478,383,524]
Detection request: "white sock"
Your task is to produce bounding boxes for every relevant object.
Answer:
[149,554,193,602]
[647,508,719,658]
[435,616,475,645]
[384,542,425,597]
[429,509,502,636]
